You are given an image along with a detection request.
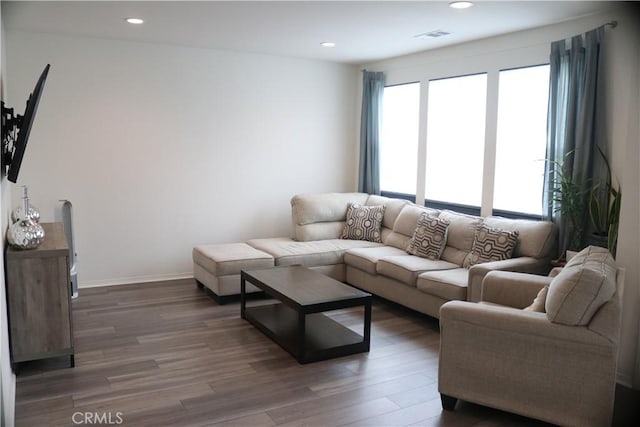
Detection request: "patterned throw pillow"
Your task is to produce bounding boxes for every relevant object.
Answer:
[406,213,450,260]
[463,224,519,268]
[341,203,385,243]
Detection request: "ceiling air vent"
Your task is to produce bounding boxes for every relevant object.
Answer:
[414,30,451,39]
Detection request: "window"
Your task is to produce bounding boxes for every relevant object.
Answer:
[425,73,487,207]
[379,63,549,218]
[380,83,420,196]
[493,65,550,216]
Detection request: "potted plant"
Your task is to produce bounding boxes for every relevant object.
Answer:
[548,151,589,255]
[588,146,622,255]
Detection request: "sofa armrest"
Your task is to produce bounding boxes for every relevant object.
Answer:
[467,256,551,302]
[440,301,612,349]
[481,271,552,309]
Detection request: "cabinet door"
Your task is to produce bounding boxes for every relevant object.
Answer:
[7,255,71,360]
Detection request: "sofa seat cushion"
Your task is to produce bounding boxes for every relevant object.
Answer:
[247,237,381,268]
[546,245,617,326]
[377,255,458,287]
[193,243,275,276]
[344,246,408,275]
[417,268,469,301]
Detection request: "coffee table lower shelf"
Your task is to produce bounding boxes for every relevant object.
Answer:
[244,303,368,364]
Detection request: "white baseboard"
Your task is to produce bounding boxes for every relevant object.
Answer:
[79,272,194,289]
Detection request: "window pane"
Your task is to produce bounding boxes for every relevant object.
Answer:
[425,74,487,206]
[493,65,550,215]
[380,83,420,195]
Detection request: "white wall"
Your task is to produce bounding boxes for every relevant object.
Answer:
[362,6,640,387]
[0,8,16,427]
[605,9,640,388]
[5,31,359,287]
[0,181,13,427]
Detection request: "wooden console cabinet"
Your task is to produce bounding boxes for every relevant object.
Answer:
[5,222,74,367]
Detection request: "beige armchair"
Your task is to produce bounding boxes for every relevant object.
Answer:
[438,246,624,427]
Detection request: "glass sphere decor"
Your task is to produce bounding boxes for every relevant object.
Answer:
[7,218,45,249]
[11,204,40,223]
[7,186,45,250]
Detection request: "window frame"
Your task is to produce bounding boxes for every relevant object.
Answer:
[376,56,551,220]
[491,63,551,218]
[379,81,421,197]
[423,71,489,213]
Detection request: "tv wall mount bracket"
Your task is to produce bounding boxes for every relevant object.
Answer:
[1,101,21,172]
[1,63,50,183]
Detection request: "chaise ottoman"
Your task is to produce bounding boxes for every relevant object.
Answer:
[193,243,274,303]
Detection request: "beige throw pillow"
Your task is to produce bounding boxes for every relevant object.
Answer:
[524,286,548,312]
[463,224,519,268]
[406,213,450,260]
[545,246,617,326]
[341,203,385,243]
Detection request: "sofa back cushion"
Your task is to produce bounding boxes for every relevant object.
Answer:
[385,204,440,250]
[438,210,483,266]
[482,216,557,259]
[291,192,369,241]
[546,246,617,326]
[366,195,409,230]
[588,268,624,343]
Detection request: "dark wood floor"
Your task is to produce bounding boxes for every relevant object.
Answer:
[14,279,640,426]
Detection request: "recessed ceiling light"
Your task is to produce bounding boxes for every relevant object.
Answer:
[449,1,474,9]
[320,42,336,48]
[125,18,144,25]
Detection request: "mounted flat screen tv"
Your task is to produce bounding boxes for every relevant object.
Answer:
[5,64,50,183]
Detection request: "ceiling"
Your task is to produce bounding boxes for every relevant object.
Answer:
[1,1,620,64]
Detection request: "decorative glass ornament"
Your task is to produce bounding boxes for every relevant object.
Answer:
[11,186,41,223]
[11,204,40,223]
[7,186,45,250]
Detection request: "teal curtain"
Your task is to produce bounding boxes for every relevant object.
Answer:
[358,71,385,195]
[543,27,606,255]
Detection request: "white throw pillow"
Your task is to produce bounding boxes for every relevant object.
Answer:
[524,286,548,312]
[545,246,616,325]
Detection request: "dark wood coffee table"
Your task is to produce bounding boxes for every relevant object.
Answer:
[240,266,372,364]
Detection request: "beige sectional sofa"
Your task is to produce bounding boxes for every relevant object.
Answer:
[193,192,558,318]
